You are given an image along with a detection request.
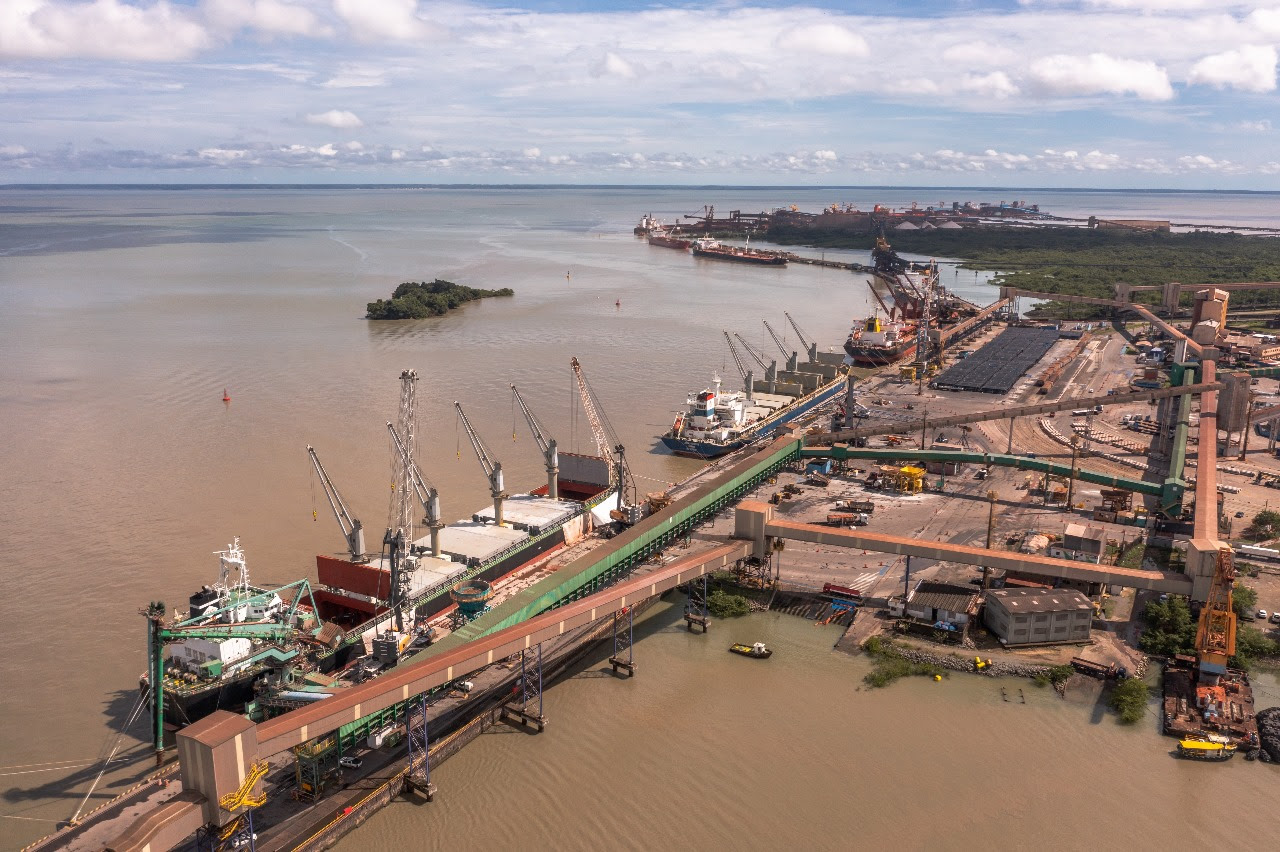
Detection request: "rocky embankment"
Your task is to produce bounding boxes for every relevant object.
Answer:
[889,645,1048,678]
[1257,706,1280,762]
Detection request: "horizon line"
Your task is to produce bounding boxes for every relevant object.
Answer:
[3,182,1279,195]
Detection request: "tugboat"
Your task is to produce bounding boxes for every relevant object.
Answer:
[729,642,772,659]
[1176,737,1237,761]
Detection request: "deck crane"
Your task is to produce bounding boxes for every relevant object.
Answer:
[570,356,631,512]
[511,384,559,500]
[722,330,754,399]
[1194,547,1238,682]
[784,311,818,361]
[306,446,366,562]
[763,319,798,371]
[733,332,776,393]
[387,422,444,558]
[454,401,507,527]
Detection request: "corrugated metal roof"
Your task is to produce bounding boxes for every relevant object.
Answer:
[989,587,1091,613]
[908,580,978,614]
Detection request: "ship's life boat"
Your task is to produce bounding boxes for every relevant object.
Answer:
[672,413,685,435]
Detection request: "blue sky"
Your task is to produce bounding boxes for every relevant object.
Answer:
[2,1,1278,187]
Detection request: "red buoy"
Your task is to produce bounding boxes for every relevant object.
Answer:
[222,388,231,402]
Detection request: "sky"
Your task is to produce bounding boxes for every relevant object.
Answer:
[1,0,1279,187]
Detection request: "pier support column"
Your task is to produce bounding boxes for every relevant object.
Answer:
[404,693,435,800]
[609,606,636,676]
[502,645,545,731]
[684,574,710,632]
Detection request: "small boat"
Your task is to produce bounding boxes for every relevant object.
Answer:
[729,642,772,659]
[1176,738,1237,761]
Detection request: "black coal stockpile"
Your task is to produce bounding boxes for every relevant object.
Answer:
[1258,706,1280,761]
[933,327,1061,394]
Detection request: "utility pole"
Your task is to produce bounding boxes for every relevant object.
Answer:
[1067,438,1079,510]
[983,489,998,590]
[920,413,928,450]
[1007,418,1015,455]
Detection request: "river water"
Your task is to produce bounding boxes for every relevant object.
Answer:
[1,187,1277,849]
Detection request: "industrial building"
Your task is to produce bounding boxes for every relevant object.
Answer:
[1048,523,1107,564]
[984,588,1093,646]
[891,580,979,634]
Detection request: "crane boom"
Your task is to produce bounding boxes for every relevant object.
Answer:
[722,330,752,392]
[306,445,366,562]
[570,357,612,461]
[1194,547,1238,675]
[512,385,559,499]
[454,401,507,526]
[733,332,771,372]
[569,357,631,512]
[784,311,817,361]
[387,422,444,557]
[763,320,790,360]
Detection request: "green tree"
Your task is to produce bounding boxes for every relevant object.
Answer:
[1109,678,1150,724]
[1232,584,1258,619]
[1232,626,1280,670]
[1248,509,1280,539]
[706,590,751,618]
[1138,597,1196,657]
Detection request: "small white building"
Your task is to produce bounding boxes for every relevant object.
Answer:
[1048,523,1106,564]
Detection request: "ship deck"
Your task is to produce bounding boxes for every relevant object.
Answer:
[472,493,583,532]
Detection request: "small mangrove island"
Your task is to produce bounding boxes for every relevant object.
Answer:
[366,279,514,320]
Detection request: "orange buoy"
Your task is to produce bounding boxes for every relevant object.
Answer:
[222,388,231,402]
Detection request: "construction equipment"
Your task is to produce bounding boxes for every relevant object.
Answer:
[306,445,366,562]
[763,319,799,371]
[387,422,444,558]
[1194,547,1237,680]
[570,357,632,512]
[454,401,507,527]
[722,330,754,397]
[784,311,818,361]
[511,384,559,499]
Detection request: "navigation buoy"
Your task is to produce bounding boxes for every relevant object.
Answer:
[222,388,231,402]
[615,299,621,308]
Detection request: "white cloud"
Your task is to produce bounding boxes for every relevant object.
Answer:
[203,0,328,38]
[959,71,1019,99]
[332,0,429,42]
[1245,7,1280,37]
[305,109,363,128]
[1237,119,1272,131]
[776,23,869,57]
[1028,53,1174,99]
[1187,45,1277,92]
[1,0,211,60]
[589,52,635,79]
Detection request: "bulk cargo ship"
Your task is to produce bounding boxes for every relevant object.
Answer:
[141,362,625,738]
[661,321,846,458]
[691,238,787,266]
[843,314,918,367]
[647,229,692,250]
